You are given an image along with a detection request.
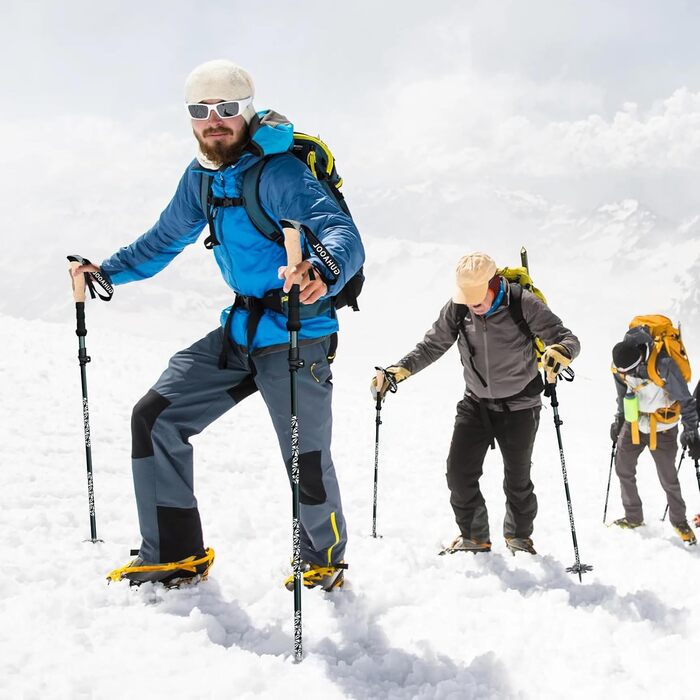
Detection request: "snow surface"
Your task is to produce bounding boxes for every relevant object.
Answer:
[1,234,699,699]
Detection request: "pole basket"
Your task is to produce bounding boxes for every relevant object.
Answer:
[565,562,593,581]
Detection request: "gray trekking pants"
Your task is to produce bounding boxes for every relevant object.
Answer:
[130,327,346,567]
[614,422,686,526]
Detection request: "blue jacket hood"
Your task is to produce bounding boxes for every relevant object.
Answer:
[248,110,294,157]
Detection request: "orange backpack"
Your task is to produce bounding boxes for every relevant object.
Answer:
[629,315,691,386]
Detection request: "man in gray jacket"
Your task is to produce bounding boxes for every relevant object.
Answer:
[609,328,698,544]
[372,252,580,555]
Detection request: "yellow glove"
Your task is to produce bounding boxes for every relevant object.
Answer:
[370,366,411,401]
[542,344,571,383]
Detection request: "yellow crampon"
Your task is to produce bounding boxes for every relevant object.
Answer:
[106,547,215,583]
[673,524,697,545]
[284,563,346,591]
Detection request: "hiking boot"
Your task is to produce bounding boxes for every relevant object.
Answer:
[612,517,644,529]
[505,537,537,555]
[106,547,215,588]
[284,561,347,591]
[440,535,492,555]
[673,522,697,545]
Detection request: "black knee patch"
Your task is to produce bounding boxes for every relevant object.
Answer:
[226,375,258,404]
[286,451,327,505]
[131,390,171,459]
[156,506,203,562]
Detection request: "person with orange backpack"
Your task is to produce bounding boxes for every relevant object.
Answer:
[610,317,698,544]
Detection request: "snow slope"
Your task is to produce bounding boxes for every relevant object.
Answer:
[1,235,698,699]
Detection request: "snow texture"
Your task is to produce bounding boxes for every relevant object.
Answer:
[1,233,698,699]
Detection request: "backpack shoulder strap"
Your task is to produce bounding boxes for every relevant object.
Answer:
[507,283,533,340]
[199,172,220,249]
[455,302,469,328]
[199,171,211,215]
[241,156,285,245]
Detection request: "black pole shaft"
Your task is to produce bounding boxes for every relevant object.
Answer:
[695,458,700,493]
[372,396,382,538]
[548,383,587,581]
[661,449,686,522]
[603,442,616,524]
[287,284,303,662]
[75,302,98,542]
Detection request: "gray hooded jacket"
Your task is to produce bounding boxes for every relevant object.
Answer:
[397,281,580,411]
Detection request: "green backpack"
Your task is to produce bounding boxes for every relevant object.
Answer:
[497,265,547,360]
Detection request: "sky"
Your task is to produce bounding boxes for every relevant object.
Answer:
[1,1,700,324]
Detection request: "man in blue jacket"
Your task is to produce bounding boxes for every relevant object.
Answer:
[75,59,364,590]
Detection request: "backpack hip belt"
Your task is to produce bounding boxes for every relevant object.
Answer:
[629,402,681,451]
[219,291,332,369]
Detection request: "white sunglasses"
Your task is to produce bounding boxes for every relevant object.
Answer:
[186,97,253,120]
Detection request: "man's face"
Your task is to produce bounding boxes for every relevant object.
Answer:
[468,288,496,316]
[192,99,249,165]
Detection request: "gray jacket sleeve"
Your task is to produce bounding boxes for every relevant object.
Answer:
[520,290,581,360]
[657,355,698,431]
[396,300,460,375]
[613,374,627,418]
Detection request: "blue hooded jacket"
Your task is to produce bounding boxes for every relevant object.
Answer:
[100,111,365,352]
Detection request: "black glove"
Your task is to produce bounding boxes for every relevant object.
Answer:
[680,429,700,460]
[610,415,625,443]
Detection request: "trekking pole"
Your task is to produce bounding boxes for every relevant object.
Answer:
[372,367,398,538]
[67,255,112,544]
[661,448,686,522]
[694,459,700,528]
[282,225,304,663]
[602,441,617,524]
[544,378,592,581]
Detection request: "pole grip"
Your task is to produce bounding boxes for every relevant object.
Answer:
[283,225,303,268]
[69,261,86,303]
[76,302,87,337]
[283,225,303,333]
[288,285,301,332]
[375,369,386,396]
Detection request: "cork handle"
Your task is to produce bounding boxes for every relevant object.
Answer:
[283,226,302,268]
[69,261,86,303]
[375,369,386,393]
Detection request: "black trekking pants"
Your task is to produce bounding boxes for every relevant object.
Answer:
[446,396,541,542]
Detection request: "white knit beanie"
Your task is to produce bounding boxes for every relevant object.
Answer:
[184,59,256,124]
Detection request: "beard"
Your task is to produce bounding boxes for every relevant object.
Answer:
[194,125,249,166]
